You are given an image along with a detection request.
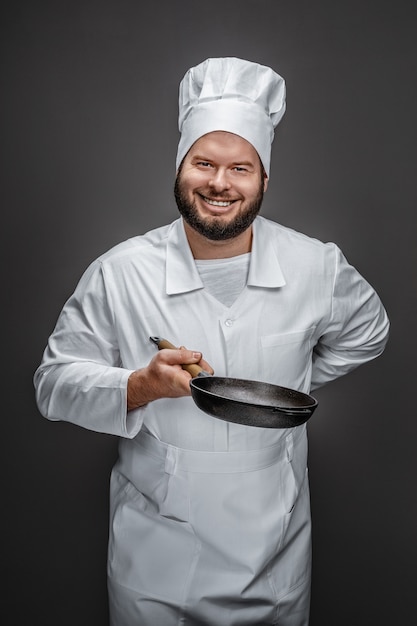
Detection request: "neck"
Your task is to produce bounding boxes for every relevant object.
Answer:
[183,222,253,260]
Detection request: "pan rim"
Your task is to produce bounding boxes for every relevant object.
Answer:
[190,375,318,413]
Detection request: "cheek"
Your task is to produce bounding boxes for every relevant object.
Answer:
[242,182,263,200]
[182,173,209,192]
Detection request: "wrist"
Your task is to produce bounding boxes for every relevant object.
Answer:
[127,369,156,411]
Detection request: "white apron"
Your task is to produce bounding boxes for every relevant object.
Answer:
[107,425,312,625]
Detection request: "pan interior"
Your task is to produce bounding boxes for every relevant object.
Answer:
[191,376,316,409]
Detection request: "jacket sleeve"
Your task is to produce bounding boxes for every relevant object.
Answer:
[33,260,143,438]
[310,245,390,390]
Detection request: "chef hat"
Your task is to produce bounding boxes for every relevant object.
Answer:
[176,57,286,177]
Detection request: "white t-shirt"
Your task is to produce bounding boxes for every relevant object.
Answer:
[195,253,251,307]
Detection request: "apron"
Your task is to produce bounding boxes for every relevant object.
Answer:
[107,426,312,626]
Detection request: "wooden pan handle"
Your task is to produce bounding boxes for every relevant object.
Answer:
[149,336,204,378]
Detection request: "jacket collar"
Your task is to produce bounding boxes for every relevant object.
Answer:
[166,217,286,295]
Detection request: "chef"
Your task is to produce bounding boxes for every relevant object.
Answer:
[34,57,389,625]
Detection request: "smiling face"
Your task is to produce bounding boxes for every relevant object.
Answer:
[174,131,268,258]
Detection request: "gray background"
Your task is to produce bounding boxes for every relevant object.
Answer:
[3,0,416,624]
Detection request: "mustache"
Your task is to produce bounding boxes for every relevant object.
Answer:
[197,190,235,200]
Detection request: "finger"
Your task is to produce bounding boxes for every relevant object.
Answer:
[178,346,202,362]
[199,357,214,375]
[158,347,202,366]
[177,346,214,374]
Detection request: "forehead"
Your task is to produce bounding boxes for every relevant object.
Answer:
[187,131,260,164]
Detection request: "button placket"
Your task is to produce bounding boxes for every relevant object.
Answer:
[220,314,240,378]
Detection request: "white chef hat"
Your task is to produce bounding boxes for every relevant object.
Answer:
[176,57,286,177]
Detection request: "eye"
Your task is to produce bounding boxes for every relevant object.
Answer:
[197,161,213,168]
[233,166,248,173]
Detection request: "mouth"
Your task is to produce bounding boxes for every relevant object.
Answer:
[200,195,235,208]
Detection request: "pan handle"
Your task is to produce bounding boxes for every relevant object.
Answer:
[149,336,206,378]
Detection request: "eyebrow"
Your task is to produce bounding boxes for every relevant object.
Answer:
[192,155,256,167]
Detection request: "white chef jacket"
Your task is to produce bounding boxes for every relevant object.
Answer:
[34,216,389,625]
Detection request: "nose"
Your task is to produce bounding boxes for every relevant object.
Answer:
[209,168,231,192]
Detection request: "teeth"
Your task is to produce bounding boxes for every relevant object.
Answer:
[203,196,232,207]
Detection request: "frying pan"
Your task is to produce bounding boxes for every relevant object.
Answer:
[150,336,318,428]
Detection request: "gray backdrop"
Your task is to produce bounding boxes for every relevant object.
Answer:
[3,1,416,624]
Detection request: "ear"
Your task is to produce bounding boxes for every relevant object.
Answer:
[263,172,269,192]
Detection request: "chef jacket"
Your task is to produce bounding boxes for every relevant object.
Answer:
[34,216,389,446]
[34,216,389,624]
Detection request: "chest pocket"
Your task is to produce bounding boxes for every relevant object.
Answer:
[260,327,316,390]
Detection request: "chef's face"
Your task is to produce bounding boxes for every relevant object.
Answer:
[174,131,267,241]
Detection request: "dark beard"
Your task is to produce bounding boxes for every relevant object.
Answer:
[174,172,264,241]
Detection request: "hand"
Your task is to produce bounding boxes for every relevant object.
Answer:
[127,347,214,411]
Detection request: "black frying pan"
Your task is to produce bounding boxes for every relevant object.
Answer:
[150,337,318,428]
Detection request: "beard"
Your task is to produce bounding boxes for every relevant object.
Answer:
[174,171,264,241]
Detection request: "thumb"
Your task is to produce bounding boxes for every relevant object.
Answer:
[178,346,202,363]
